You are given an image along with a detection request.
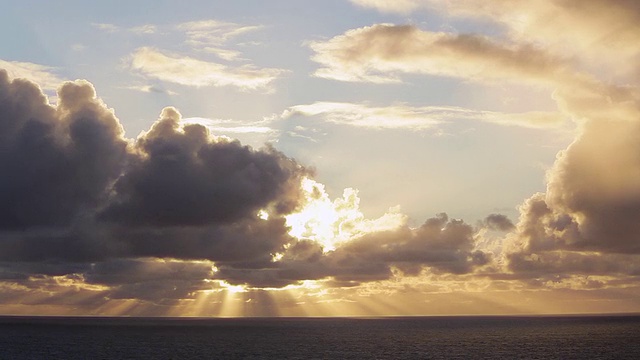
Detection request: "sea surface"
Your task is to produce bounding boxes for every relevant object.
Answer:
[0,315,639,359]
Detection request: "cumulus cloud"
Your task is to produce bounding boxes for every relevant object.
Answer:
[501,77,640,287]
[284,102,566,130]
[310,24,576,86]
[0,70,127,229]
[0,72,497,300]
[0,70,306,273]
[101,107,306,226]
[512,100,640,255]
[129,47,284,90]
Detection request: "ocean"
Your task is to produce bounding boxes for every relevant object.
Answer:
[1,315,639,359]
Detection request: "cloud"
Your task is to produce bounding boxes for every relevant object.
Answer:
[0,71,307,266]
[84,258,214,300]
[310,24,575,86]
[284,102,566,130]
[0,71,494,296]
[182,117,274,134]
[342,2,640,292]
[483,214,515,232]
[92,23,157,35]
[501,80,640,286]
[101,107,307,226]
[0,70,127,229]
[176,20,264,61]
[130,24,157,35]
[351,1,640,76]
[129,47,284,90]
[177,20,262,48]
[350,0,423,14]
[216,213,491,288]
[91,23,120,33]
[0,59,65,91]
[123,84,178,95]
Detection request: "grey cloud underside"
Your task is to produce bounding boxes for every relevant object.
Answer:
[216,214,491,288]
[100,107,306,226]
[0,71,303,268]
[0,70,497,296]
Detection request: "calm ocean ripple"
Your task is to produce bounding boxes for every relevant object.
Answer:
[1,315,639,359]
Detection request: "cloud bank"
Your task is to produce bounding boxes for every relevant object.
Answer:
[0,70,499,313]
[4,0,640,315]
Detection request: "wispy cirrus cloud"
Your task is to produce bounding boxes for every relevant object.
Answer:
[122,84,178,95]
[128,47,285,90]
[182,116,275,134]
[284,102,566,130]
[177,20,262,44]
[92,22,157,35]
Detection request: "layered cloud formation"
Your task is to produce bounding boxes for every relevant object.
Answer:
[0,70,496,312]
[3,0,640,315]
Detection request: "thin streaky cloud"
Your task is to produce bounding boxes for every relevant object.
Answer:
[177,20,263,48]
[128,47,285,90]
[285,102,566,130]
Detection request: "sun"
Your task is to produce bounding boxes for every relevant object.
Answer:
[283,177,407,251]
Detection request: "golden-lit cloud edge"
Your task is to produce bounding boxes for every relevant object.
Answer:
[4,0,640,315]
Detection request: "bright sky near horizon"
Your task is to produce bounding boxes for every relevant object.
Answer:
[0,0,639,316]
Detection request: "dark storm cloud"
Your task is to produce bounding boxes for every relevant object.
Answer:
[0,70,127,229]
[0,71,305,272]
[112,217,294,263]
[100,107,307,227]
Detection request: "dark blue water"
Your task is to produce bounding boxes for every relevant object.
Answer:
[1,315,639,359]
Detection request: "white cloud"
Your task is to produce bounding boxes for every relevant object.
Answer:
[0,59,64,91]
[91,22,120,33]
[122,84,177,95]
[130,24,157,35]
[350,0,425,13]
[285,102,566,130]
[128,47,284,90]
[175,20,263,61]
[182,117,274,134]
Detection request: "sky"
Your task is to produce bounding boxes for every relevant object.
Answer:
[0,0,639,316]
